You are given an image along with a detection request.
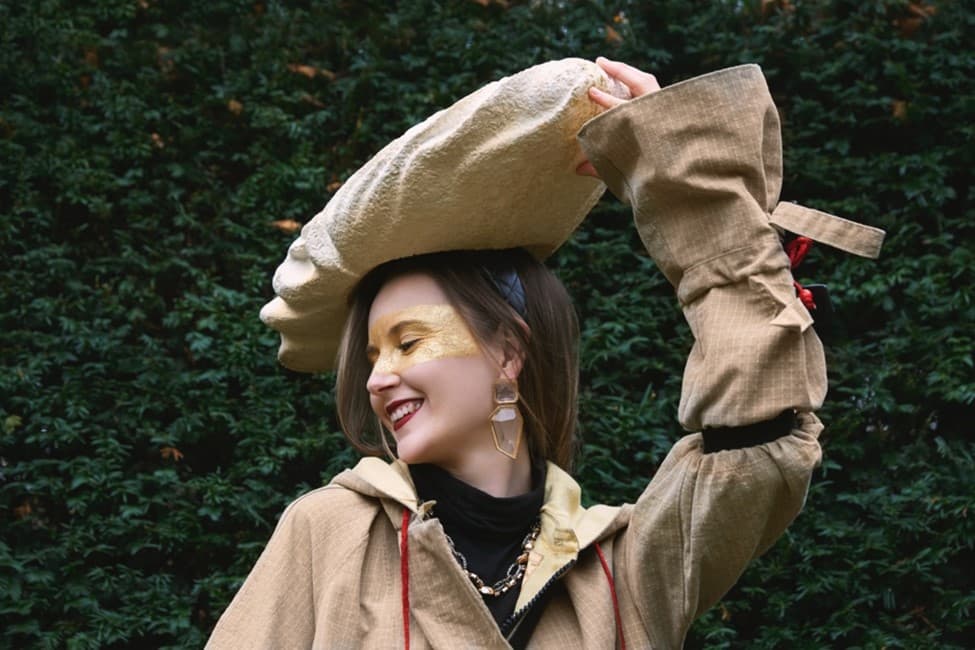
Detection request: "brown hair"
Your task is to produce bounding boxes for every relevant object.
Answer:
[335,249,581,471]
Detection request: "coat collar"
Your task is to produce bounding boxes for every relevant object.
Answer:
[330,457,625,611]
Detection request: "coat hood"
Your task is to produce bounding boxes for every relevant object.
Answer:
[330,457,626,611]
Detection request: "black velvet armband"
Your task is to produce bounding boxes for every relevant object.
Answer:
[701,410,797,453]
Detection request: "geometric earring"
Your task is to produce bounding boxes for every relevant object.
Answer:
[490,378,523,460]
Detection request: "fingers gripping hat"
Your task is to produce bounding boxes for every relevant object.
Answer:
[260,58,626,372]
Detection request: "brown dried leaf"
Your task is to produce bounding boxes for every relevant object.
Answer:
[301,94,326,109]
[150,132,165,149]
[892,99,909,121]
[908,1,938,17]
[761,0,794,18]
[289,63,317,79]
[271,219,302,233]
[895,2,937,37]
[227,99,243,115]
[605,24,623,45]
[160,446,184,461]
[157,45,175,76]
[287,63,336,81]
[895,17,923,37]
[326,180,344,193]
[13,500,32,519]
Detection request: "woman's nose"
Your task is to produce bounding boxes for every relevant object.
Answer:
[366,366,400,394]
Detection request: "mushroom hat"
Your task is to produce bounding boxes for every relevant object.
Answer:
[260,58,626,372]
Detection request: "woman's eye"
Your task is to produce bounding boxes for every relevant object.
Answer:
[398,339,420,353]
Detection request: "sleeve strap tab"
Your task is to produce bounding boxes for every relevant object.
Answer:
[771,202,885,259]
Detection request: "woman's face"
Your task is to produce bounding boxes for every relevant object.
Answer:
[366,272,503,467]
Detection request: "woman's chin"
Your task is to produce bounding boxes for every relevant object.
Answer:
[393,436,432,465]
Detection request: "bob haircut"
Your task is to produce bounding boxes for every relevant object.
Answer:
[335,248,581,471]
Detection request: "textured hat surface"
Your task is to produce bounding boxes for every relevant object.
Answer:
[260,58,620,372]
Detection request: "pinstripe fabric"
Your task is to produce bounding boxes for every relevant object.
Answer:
[209,65,842,648]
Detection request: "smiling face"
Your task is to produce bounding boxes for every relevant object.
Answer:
[366,272,504,467]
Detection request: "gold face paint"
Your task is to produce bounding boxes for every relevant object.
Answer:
[367,304,481,374]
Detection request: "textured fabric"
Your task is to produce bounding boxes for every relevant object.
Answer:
[260,58,630,373]
[578,64,838,431]
[770,202,885,259]
[207,418,822,649]
[208,65,856,648]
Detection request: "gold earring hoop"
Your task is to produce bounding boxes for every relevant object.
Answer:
[490,379,523,460]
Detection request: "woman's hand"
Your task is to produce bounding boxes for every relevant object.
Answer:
[577,57,661,178]
[590,57,660,107]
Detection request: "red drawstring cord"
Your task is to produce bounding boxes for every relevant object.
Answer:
[785,236,816,310]
[594,543,626,650]
[401,508,411,650]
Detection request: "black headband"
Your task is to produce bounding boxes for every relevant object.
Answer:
[483,266,528,319]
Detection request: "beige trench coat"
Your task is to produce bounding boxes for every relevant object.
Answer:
[209,65,881,648]
[208,422,821,649]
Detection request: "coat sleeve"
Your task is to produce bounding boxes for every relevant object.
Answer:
[205,496,318,649]
[576,65,826,643]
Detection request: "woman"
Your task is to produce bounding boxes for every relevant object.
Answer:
[208,58,883,648]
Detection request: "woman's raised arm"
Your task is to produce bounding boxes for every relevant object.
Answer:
[573,61,881,645]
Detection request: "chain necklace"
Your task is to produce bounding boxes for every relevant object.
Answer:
[444,518,541,597]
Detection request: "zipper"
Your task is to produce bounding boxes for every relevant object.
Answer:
[501,558,577,640]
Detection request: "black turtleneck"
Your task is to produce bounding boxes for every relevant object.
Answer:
[409,462,546,630]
